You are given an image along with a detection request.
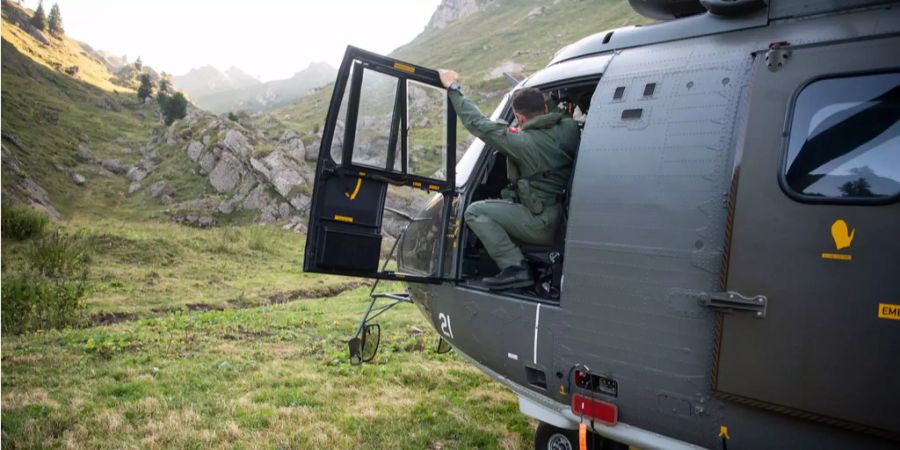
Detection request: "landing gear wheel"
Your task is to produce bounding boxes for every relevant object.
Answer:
[534,422,592,450]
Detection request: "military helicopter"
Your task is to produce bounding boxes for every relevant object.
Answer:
[303,0,900,448]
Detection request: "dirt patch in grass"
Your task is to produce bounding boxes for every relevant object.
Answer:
[91,311,137,326]
[185,303,224,312]
[267,281,369,304]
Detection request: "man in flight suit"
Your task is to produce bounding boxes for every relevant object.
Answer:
[439,69,580,289]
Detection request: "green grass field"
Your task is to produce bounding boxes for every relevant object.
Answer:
[1,217,534,449]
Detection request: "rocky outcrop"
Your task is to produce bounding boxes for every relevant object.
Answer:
[101,159,127,174]
[250,151,305,198]
[426,0,480,30]
[209,151,244,192]
[278,130,306,161]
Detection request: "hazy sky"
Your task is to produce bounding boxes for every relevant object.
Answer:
[38,0,441,81]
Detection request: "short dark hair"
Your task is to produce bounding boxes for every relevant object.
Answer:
[512,88,546,119]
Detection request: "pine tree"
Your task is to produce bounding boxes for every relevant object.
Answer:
[48,3,64,36]
[137,73,154,102]
[31,1,47,32]
[162,93,188,125]
[158,74,170,94]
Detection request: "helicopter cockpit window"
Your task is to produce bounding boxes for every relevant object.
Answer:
[783,72,900,203]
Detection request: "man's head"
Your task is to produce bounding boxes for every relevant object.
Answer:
[512,88,548,125]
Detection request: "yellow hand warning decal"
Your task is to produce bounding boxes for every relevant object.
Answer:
[719,425,730,440]
[831,219,855,250]
[821,219,854,262]
[878,303,900,321]
[344,177,362,201]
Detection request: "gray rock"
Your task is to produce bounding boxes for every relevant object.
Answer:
[101,159,127,174]
[242,184,269,211]
[202,135,210,146]
[120,147,133,155]
[146,150,162,163]
[186,141,203,162]
[20,178,61,219]
[198,151,217,174]
[159,195,175,205]
[128,182,142,194]
[208,152,243,193]
[279,129,299,142]
[198,216,214,227]
[221,130,251,158]
[76,143,94,162]
[166,137,177,147]
[304,141,319,162]
[96,95,119,111]
[235,175,257,201]
[126,166,148,182]
[290,194,310,212]
[280,137,306,162]
[258,151,305,198]
[71,173,87,186]
[147,181,170,199]
[249,157,269,178]
[259,204,279,223]
[138,159,156,171]
[217,200,235,214]
[27,27,50,45]
[528,6,544,17]
[53,163,67,172]
[278,202,292,218]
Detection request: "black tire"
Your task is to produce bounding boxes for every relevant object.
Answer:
[534,422,594,450]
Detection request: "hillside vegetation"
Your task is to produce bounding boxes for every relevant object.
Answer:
[256,0,646,150]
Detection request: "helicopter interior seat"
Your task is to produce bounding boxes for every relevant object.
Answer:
[515,152,576,300]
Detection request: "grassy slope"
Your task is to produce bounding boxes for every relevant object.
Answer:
[2,291,532,449]
[1,1,218,220]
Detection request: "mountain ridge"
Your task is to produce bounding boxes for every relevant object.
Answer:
[173,62,336,113]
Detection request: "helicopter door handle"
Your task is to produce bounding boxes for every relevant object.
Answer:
[699,291,767,318]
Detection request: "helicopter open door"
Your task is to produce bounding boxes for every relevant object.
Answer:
[304,47,457,283]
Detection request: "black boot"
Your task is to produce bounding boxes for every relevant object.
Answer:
[482,263,533,289]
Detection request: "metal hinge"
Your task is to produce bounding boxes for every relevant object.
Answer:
[699,291,767,318]
[765,41,791,72]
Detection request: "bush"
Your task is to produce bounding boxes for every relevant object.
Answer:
[162,92,187,125]
[25,231,91,278]
[1,273,86,335]
[2,203,49,240]
[1,231,91,335]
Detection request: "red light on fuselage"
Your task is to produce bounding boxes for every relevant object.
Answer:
[571,394,618,426]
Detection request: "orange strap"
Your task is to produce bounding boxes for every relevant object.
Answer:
[579,423,587,450]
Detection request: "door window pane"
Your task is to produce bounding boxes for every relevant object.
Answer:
[353,68,400,170]
[407,80,447,180]
[330,65,352,163]
[784,72,900,200]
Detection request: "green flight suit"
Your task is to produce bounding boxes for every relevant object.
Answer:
[448,90,580,270]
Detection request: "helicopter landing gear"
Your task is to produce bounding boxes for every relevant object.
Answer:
[534,422,586,450]
[533,422,628,450]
